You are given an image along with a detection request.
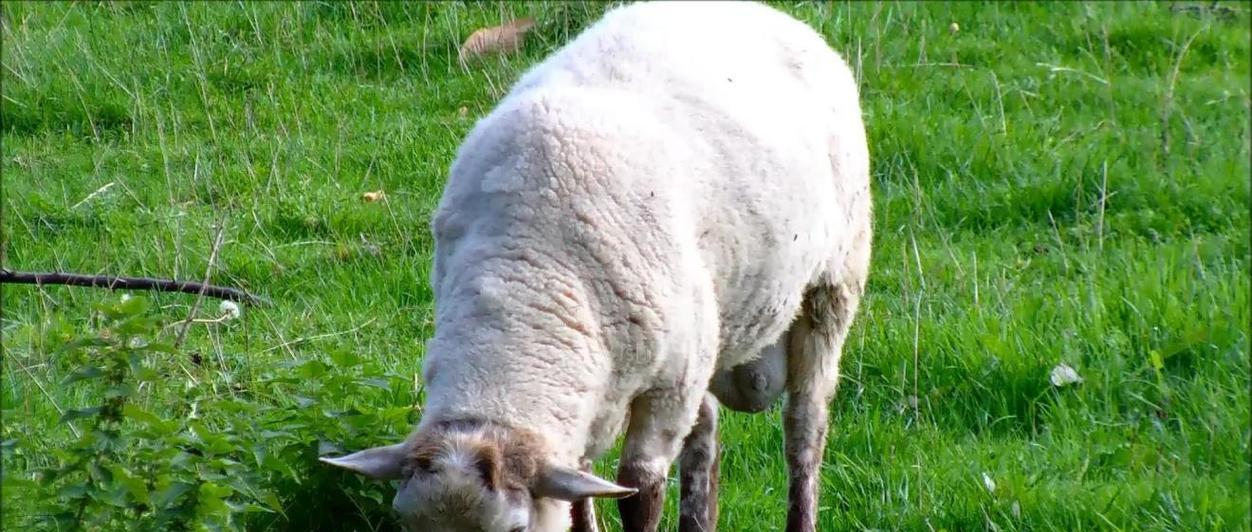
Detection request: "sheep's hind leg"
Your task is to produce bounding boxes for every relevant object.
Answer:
[678,393,720,532]
[617,387,705,532]
[680,334,786,532]
[783,283,862,532]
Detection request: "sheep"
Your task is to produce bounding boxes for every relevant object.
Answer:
[320,1,872,531]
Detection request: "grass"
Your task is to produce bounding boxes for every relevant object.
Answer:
[2,1,1248,530]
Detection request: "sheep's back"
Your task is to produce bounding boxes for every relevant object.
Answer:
[436,0,869,375]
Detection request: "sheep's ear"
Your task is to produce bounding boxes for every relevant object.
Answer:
[534,464,637,501]
[320,443,407,480]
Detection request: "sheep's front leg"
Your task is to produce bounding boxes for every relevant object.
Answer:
[570,459,600,532]
[617,388,705,532]
[678,394,720,532]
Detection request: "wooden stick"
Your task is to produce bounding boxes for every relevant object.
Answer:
[174,221,228,349]
[0,269,269,306]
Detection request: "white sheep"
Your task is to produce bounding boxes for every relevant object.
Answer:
[321,2,872,531]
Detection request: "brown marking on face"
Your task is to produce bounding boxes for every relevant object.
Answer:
[471,440,502,491]
[406,438,441,477]
[498,430,543,489]
[404,418,549,493]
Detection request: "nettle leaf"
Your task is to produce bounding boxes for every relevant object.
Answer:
[115,294,152,316]
[378,406,415,424]
[170,450,196,471]
[258,492,284,514]
[317,439,342,457]
[144,341,178,354]
[88,462,114,484]
[207,457,244,472]
[123,404,174,431]
[190,424,236,456]
[135,365,162,380]
[360,488,385,505]
[94,483,130,508]
[328,349,363,368]
[258,374,300,385]
[150,481,194,509]
[108,465,150,502]
[359,377,393,390]
[258,429,295,441]
[200,471,229,482]
[60,407,103,424]
[95,296,152,322]
[90,427,123,450]
[58,483,89,501]
[95,304,127,322]
[2,471,39,492]
[326,407,364,419]
[129,357,162,382]
[249,444,268,470]
[195,481,235,517]
[263,447,302,479]
[103,383,136,400]
[224,475,258,498]
[63,365,106,385]
[296,360,331,379]
[115,316,159,336]
[47,511,79,529]
[58,337,111,353]
[33,466,63,486]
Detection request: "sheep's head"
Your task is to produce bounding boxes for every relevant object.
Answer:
[321,420,635,532]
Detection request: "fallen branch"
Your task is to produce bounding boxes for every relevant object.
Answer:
[0,269,270,306]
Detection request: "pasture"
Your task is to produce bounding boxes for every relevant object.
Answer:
[2,1,1248,530]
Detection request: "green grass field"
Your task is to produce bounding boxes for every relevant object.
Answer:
[2,1,1248,530]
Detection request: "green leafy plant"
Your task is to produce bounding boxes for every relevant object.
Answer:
[21,295,257,530]
[9,296,414,531]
